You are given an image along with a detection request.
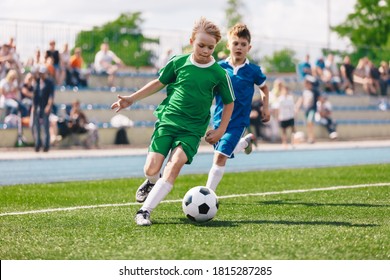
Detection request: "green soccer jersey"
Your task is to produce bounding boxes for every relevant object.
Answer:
[156,53,235,137]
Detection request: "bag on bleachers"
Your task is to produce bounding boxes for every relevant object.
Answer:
[114,127,130,145]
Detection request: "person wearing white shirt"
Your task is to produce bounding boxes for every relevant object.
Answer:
[94,42,123,87]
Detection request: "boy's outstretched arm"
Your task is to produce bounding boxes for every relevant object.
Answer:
[205,102,234,145]
[111,79,165,112]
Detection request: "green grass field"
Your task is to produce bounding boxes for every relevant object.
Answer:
[1,164,389,260]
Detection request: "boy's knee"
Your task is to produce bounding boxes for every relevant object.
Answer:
[144,167,160,178]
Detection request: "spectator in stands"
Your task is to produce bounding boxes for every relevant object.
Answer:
[0,69,26,117]
[94,42,124,87]
[273,83,296,149]
[68,47,89,87]
[20,72,35,118]
[353,58,367,90]
[268,78,285,142]
[66,99,99,148]
[297,54,312,81]
[45,40,61,85]
[31,65,55,152]
[368,60,381,96]
[0,44,12,79]
[25,48,43,72]
[44,56,56,81]
[313,57,325,81]
[354,57,377,96]
[0,43,22,82]
[316,94,338,140]
[322,53,341,93]
[379,61,389,98]
[60,43,71,86]
[340,55,355,95]
[249,98,264,141]
[295,75,320,144]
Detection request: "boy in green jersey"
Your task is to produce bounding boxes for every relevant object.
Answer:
[111,17,235,226]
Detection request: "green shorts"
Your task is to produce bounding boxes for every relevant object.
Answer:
[149,123,201,164]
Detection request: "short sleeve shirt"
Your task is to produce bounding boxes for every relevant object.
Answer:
[156,53,235,137]
[213,59,266,129]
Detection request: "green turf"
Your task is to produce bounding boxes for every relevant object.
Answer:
[0,164,389,260]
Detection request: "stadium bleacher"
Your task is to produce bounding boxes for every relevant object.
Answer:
[1,72,389,148]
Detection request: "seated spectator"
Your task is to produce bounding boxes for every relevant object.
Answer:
[322,53,341,93]
[295,75,320,144]
[0,44,11,79]
[68,47,89,87]
[25,48,43,72]
[313,57,325,81]
[59,100,99,148]
[0,43,22,82]
[0,69,27,117]
[316,94,338,140]
[354,57,376,95]
[20,72,35,118]
[94,42,124,87]
[296,54,312,81]
[339,55,355,95]
[368,60,381,96]
[379,61,389,98]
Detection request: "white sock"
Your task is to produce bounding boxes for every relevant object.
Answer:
[146,172,160,184]
[206,164,225,192]
[233,137,248,154]
[141,178,173,213]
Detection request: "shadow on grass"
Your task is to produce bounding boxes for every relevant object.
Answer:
[257,199,389,208]
[158,218,378,228]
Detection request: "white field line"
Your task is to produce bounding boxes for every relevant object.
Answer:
[1,182,389,217]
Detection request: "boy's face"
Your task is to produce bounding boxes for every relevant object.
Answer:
[227,36,251,61]
[190,32,217,64]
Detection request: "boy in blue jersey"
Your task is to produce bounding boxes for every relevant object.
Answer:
[206,23,270,192]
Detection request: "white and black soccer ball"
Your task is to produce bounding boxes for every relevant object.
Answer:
[182,186,219,223]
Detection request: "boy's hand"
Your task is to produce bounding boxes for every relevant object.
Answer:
[111,95,133,113]
[205,129,224,145]
[262,108,271,122]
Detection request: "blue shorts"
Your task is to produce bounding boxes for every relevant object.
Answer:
[213,126,246,159]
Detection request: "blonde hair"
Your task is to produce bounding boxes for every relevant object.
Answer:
[191,17,221,43]
[228,23,251,43]
[271,78,286,98]
[6,69,18,82]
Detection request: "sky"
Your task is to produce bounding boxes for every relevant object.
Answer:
[1,0,357,62]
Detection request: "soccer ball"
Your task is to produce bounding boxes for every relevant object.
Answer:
[182,186,219,223]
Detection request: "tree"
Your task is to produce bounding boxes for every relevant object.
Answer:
[331,0,390,64]
[214,0,246,59]
[74,12,159,68]
[262,48,298,73]
[224,0,245,30]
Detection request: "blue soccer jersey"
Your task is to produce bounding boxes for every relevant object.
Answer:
[213,58,267,130]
